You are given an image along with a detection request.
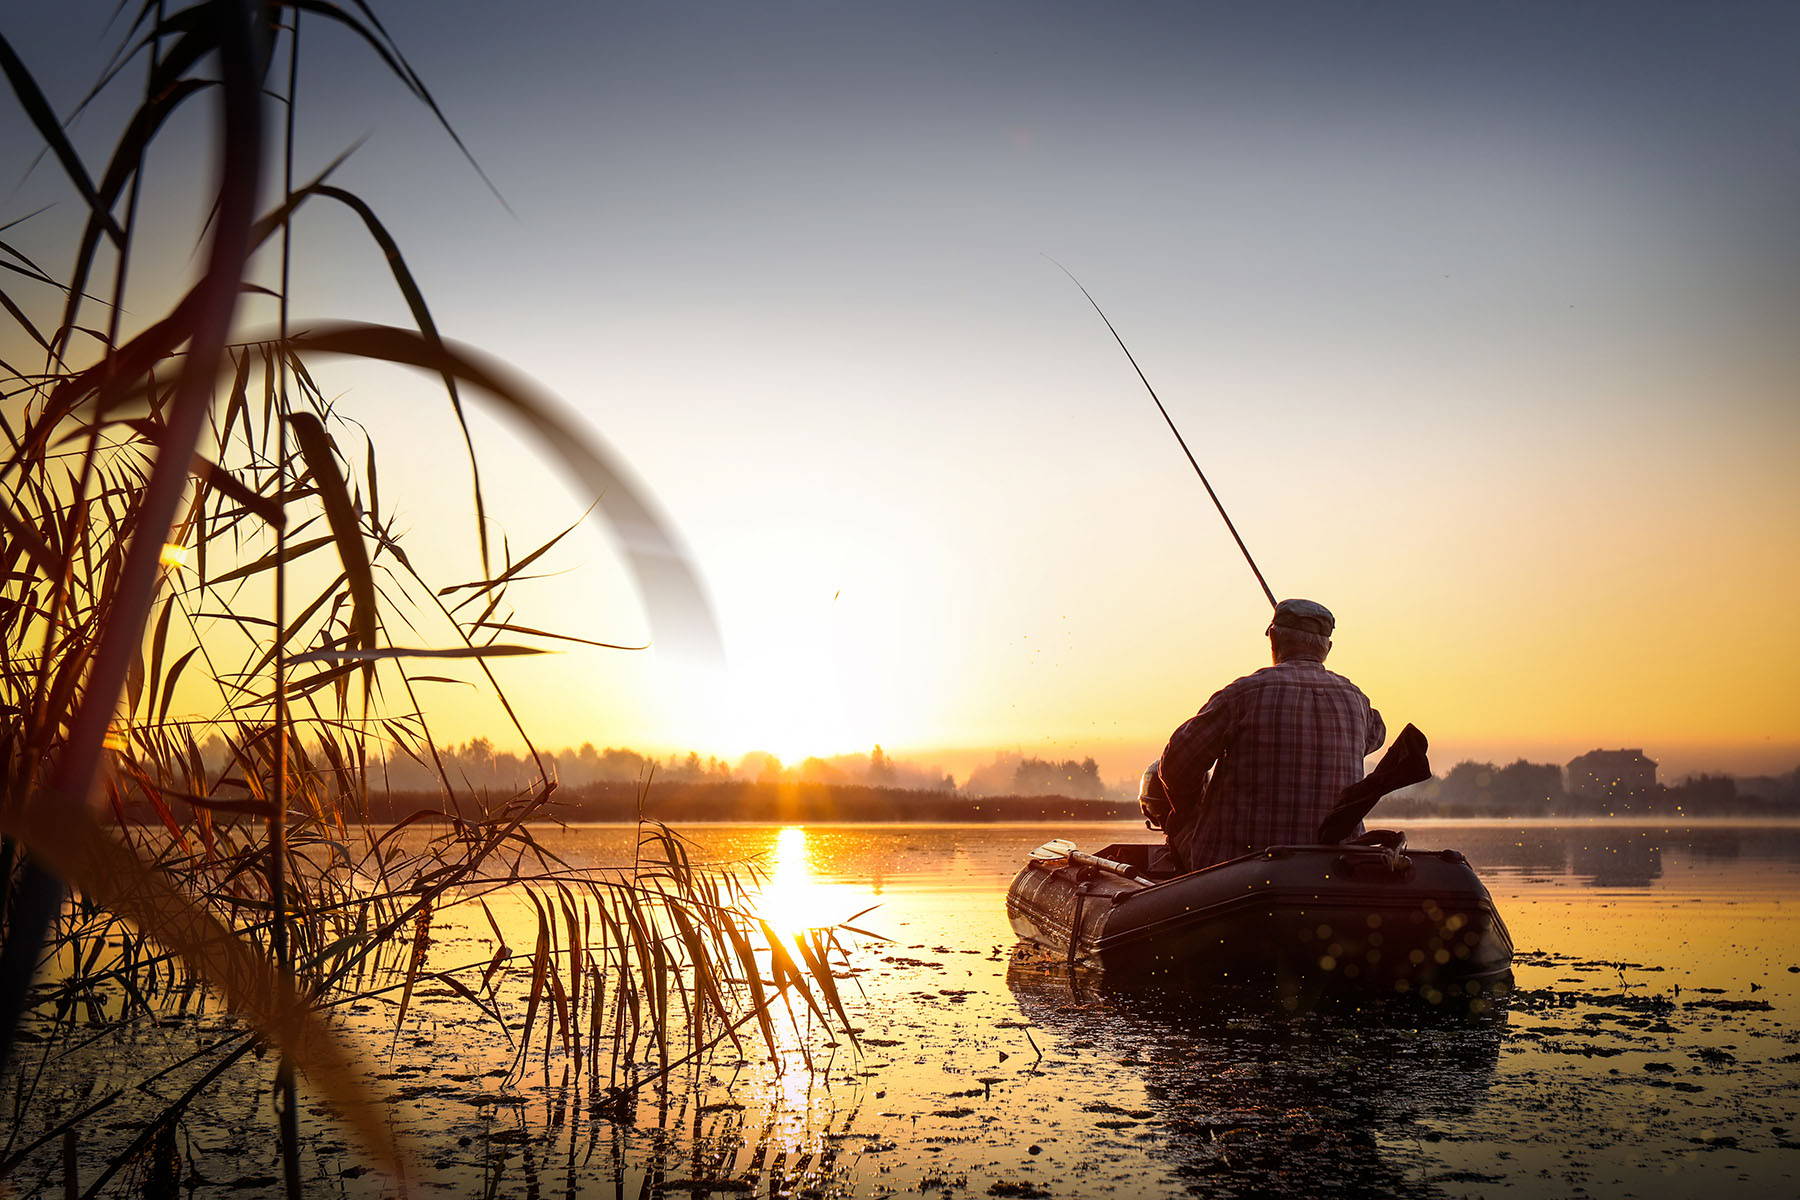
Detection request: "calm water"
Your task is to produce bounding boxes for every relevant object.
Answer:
[8,820,1799,1198]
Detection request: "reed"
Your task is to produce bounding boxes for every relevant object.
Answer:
[0,2,852,1191]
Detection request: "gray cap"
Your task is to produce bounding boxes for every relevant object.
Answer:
[1267,598,1335,638]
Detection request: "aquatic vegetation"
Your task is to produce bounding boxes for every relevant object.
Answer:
[0,2,851,1191]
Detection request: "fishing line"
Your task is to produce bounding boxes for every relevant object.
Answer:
[1047,255,1278,610]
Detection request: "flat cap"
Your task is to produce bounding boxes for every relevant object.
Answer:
[1268,598,1335,638]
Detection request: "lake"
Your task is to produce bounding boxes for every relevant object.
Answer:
[6,819,1798,1198]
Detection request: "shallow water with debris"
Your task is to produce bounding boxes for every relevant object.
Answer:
[9,820,1799,1198]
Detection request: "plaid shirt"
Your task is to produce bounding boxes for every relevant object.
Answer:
[1158,656,1385,869]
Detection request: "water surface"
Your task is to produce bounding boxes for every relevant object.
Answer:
[517,819,1800,1199]
[7,819,1797,1198]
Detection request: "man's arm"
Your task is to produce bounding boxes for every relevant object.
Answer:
[1157,685,1237,820]
[1364,702,1387,756]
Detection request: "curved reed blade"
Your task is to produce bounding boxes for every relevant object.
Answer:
[51,77,214,355]
[466,623,647,651]
[270,0,509,208]
[287,645,548,664]
[284,412,376,667]
[0,35,126,244]
[301,182,491,572]
[278,323,725,665]
[0,502,57,577]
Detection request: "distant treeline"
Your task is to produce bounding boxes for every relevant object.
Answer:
[343,770,1798,827]
[353,738,1122,799]
[113,767,1800,828]
[362,780,1139,825]
[1385,761,1800,817]
[149,737,1800,824]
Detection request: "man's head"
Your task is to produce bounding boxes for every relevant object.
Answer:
[1266,598,1334,663]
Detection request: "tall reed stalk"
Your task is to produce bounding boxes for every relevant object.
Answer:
[0,2,850,1190]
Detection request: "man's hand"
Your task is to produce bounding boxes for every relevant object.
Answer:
[1138,761,1173,830]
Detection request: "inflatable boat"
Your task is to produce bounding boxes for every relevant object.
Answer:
[1005,725,1514,1004]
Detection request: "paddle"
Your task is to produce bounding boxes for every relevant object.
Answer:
[1315,723,1431,844]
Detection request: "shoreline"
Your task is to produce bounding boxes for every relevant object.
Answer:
[105,813,1800,829]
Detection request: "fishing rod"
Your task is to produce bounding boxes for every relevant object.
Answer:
[1048,256,1278,610]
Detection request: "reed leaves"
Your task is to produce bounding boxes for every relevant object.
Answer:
[0,801,397,1170]
[277,322,726,663]
[284,411,376,667]
[0,1,848,1191]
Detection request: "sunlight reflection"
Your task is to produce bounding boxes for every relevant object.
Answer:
[745,827,878,1122]
[751,826,872,936]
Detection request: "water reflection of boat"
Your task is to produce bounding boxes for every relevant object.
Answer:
[1007,837,1513,1007]
[1006,952,1506,1198]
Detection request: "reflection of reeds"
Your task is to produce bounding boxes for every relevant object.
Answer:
[0,3,852,1190]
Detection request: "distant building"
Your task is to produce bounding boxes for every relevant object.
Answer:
[1564,749,1658,812]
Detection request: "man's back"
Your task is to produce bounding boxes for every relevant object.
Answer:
[1159,657,1385,870]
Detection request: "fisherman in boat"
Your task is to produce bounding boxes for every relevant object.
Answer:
[1144,599,1386,871]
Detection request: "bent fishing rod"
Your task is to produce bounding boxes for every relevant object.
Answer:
[1048,256,1278,610]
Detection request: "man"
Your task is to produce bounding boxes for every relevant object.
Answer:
[1154,598,1385,871]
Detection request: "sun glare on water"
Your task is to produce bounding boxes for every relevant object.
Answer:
[751,826,873,937]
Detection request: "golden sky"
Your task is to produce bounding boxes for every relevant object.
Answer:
[7,1,1798,780]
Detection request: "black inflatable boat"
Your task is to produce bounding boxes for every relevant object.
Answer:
[1005,725,1514,1003]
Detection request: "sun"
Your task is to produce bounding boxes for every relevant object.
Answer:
[659,633,866,765]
